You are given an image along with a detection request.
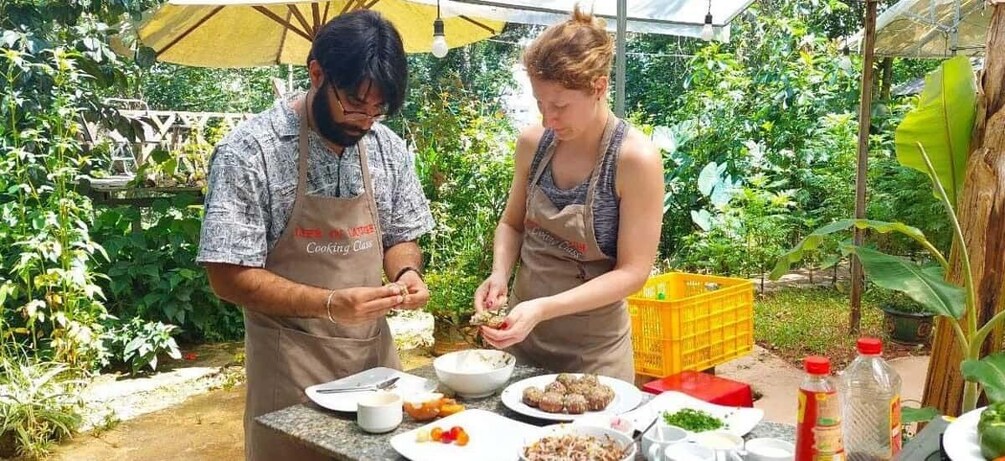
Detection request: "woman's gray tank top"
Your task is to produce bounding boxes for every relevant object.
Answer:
[527,119,627,259]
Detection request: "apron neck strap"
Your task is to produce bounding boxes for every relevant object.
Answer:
[296,95,375,198]
[584,111,619,209]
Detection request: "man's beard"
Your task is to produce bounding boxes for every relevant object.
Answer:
[311,84,368,147]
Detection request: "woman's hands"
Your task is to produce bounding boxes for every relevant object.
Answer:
[479,298,546,350]
[474,271,509,313]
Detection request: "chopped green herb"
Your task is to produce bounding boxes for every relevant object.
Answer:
[661,408,726,432]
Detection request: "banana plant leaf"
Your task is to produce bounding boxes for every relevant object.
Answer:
[895,55,977,206]
[962,352,1005,404]
[770,219,930,280]
[846,245,964,319]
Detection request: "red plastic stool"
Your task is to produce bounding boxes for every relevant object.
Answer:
[642,371,754,408]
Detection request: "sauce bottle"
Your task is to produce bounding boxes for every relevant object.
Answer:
[796,356,846,461]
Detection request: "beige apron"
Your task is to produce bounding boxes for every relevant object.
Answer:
[244,99,400,461]
[508,114,635,383]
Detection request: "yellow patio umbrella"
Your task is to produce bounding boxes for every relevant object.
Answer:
[133,0,504,67]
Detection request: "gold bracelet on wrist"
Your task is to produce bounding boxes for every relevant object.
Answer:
[325,289,338,324]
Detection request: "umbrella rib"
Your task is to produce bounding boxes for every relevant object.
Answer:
[363,0,380,8]
[459,15,500,34]
[311,3,320,34]
[286,5,314,37]
[322,2,331,23]
[253,6,313,41]
[157,6,225,57]
[276,9,292,64]
[339,1,356,14]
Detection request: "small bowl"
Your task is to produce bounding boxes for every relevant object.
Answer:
[521,424,635,461]
[572,414,636,436]
[745,437,795,461]
[433,349,515,398]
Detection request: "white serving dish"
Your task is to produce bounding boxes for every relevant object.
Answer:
[389,408,539,461]
[305,367,431,412]
[620,390,765,437]
[500,373,644,422]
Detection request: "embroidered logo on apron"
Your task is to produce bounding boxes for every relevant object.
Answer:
[524,218,587,259]
[298,224,378,255]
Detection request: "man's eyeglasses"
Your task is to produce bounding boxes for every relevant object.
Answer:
[331,87,387,123]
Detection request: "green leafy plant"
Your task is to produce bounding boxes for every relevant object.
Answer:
[405,72,514,328]
[91,196,244,343]
[101,316,182,374]
[424,269,482,328]
[674,173,794,287]
[873,287,931,315]
[1,35,113,370]
[772,56,1000,413]
[0,350,84,459]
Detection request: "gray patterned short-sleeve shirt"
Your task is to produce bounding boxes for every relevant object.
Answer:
[196,93,435,267]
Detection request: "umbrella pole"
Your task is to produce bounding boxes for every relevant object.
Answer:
[615,0,626,117]
[850,0,878,335]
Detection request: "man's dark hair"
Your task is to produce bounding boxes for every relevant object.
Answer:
[308,10,408,116]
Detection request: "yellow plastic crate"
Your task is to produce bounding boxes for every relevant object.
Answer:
[629,272,755,377]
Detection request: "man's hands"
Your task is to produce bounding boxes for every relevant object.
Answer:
[393,270,430,310]
[325,270,429,324]
[328,284,404,324]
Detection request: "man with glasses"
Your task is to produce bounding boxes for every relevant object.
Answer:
[196,10,434,461]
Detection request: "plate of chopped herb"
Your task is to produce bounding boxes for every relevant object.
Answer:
[620,391,764,437]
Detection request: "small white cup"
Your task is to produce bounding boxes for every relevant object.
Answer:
[661,443,717,461]
[692,431,744,461]
[643,423,689,461]
[744,438,795,461]
[356,391,403,434]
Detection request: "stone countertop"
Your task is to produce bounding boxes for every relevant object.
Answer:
[257,365,795,461]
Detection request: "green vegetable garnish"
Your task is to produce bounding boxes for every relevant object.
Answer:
[979,401,1005,460]
[661,408,726,432]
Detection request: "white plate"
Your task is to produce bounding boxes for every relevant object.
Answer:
[500,373,644,422]
[620,391,765,437]
[944,406,984,461]
[305,367,432,412]
[390,408,539,461]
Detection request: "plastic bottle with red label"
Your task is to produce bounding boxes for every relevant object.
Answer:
[796,356,846,461]
[841,337,903,461]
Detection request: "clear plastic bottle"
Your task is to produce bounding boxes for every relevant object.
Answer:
[841,337,903,461]
[796,356,845,461]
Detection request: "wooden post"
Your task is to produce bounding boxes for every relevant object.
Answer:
[922,2,1005,416]
[850,0,879,335]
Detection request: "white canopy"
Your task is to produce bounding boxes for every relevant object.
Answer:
[412,0,756,41]
[409,0,756,115]
[854,0,991,58]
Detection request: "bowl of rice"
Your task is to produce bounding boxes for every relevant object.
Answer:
[433,349,515,398]
[520,424,635,461]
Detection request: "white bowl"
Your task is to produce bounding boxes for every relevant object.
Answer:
[744,438,795,461]
[572,414,636,436]
[520,424,636,461]
[433,349,515,398]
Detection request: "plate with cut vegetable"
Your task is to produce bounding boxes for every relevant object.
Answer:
[389,409,539,461]
[620,391,764,437]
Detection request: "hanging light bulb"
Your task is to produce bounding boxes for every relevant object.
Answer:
[701,0,714,41]
[432,1,448,58]
[432,18,448,58]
